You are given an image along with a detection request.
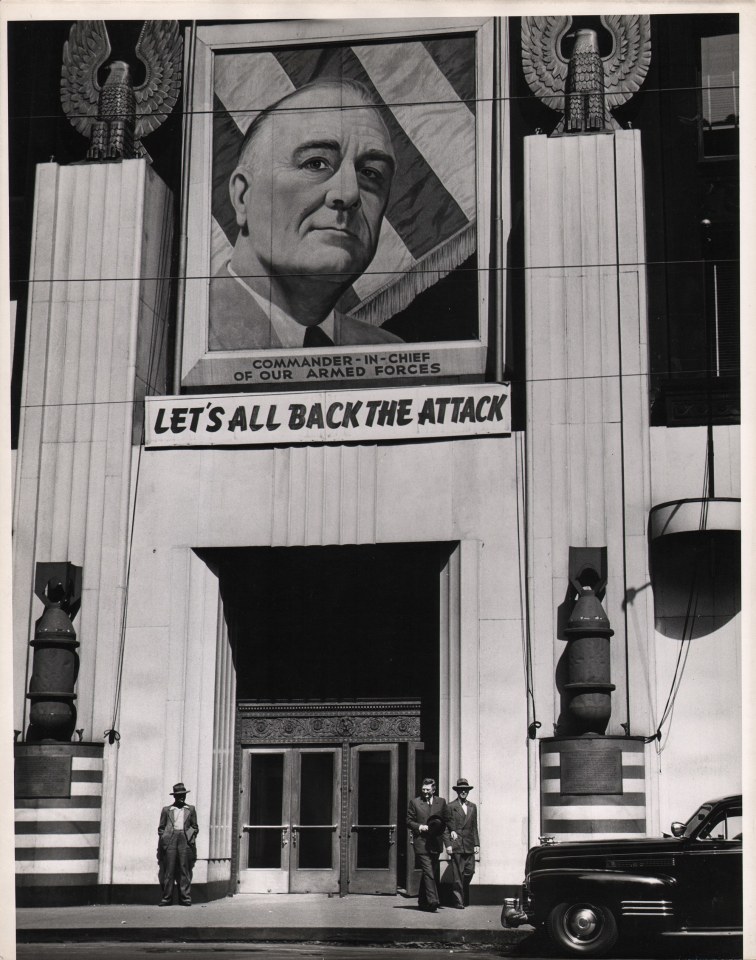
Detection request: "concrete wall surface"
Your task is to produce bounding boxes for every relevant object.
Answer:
[108,434,529,887]
[649,424,741,827]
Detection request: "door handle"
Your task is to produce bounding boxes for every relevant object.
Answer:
[389,825,395,846]
[291,826,297,849]
[282,827,289,848]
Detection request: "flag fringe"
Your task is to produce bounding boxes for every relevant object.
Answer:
[347,221,477,326]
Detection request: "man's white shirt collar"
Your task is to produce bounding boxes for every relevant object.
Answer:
[228,263,336,348]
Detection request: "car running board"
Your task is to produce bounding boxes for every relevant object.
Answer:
[661,930,742,937]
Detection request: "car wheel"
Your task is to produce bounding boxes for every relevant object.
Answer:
[546,901,619,957]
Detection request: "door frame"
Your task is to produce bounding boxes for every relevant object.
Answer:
[238,747,291,893]
[348,743,399,894]
[235,700,422,895]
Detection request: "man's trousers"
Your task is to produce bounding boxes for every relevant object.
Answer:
[416,852,440,910]
[450,851,475,907]
[159,833,194,905]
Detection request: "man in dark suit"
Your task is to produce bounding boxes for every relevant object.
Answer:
[157,782,199,906]
[444,777,480,909]
[407,777,447,912]
[209,77,402,351]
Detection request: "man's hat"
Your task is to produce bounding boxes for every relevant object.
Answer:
[427,814,445,836]
[171,782,190,796]
[452,778,473,792]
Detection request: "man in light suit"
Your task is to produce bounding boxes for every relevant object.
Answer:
[209,77,402,351]
[157,781,199,906]
[407,777,447,912]
[444,777,480,909]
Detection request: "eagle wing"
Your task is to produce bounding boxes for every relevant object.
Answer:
[60,20,111,137]
[134,20,183,140]
[600,15,652,109]
[521,16,572,113]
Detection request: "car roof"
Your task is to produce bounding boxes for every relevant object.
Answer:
[704,794,742,806]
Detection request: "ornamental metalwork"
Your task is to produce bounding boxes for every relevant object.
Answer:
[61,20,182,162]
[521,16,651,134]
[236,700,421,744]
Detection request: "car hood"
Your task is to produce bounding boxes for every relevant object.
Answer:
[527,837,685,873]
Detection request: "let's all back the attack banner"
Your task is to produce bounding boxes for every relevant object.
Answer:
[145,384,509,448]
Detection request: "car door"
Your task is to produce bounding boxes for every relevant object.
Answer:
[679,800,742,928]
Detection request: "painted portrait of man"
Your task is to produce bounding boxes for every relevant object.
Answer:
[205,36,479,354]
[209,79,403,350]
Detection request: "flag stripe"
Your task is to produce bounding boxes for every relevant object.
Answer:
[213,93,245,246]
[353,42,476,220]
[214,49,295,133]
[421,36,477,115]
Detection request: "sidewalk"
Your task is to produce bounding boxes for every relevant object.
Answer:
[17,894,534,948]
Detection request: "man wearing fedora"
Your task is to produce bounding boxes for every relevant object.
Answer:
[407,777,447,912]
[157,782,199,906]
[444,778,480,909]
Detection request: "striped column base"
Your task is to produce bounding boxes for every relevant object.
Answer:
[540,736,647,840]
[14,743,103,887]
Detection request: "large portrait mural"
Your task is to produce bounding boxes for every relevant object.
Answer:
[181,19,497,389]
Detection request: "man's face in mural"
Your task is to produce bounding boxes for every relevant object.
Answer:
[230,83,396,296]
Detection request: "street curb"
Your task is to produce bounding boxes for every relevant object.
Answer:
[16,926,534,948]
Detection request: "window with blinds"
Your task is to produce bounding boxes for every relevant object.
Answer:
[710,261,739,377]
[700,34,739,158]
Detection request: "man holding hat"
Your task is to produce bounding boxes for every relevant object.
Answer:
[444,778,480,909]
[407,777,447,912]
[157,782,198,906]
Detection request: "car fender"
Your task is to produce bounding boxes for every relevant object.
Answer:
[528,868,677,922]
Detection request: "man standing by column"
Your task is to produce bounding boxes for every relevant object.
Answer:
[157,782,198,906]
[407,777,447,912]
[444,778,480,909]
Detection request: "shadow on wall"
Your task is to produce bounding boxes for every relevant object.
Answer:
[650,530,740,640]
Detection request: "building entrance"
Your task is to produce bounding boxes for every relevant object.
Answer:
[210,542,448,894]
[238,741,403,894]
[235,701,424,895]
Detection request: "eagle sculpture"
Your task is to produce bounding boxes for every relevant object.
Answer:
[521,16,651,134]
[61,20,182,163]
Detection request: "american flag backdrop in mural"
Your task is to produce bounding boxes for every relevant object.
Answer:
[210,36,477,328]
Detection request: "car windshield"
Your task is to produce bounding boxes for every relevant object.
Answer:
[682,802,713,838]
[682,801,742,840]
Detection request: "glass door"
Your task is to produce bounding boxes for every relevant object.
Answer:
[290,747,341,893]
[348,744,398,893]
[239,749,291,893]
[239,747,341,893]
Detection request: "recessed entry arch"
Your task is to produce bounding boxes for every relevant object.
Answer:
[193,540,472,895]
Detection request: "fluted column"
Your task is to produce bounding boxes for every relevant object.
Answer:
[524,131,655,753]
[12,160,173,881]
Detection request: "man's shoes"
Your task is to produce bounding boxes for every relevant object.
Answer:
[179,901,192,907]
[158,901,171,907]
[420,904,438,912]
[452,904,465,909]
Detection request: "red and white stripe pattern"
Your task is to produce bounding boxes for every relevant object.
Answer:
[540,740,647,840]
[15,745,103,887]
[210,37,477,326]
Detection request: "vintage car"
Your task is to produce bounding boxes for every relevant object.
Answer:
[502,794,742,956]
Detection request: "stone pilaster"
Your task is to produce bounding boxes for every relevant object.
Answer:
[524,132,655,765]
[12,160,173,881]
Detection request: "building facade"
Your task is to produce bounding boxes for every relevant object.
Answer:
[8,14,740,905]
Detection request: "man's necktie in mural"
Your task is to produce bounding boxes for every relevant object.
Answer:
[60,20,182,163]
[521,16,652,135]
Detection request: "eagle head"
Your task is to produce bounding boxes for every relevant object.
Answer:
[105,61,132,85]
[570,29,600,55]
